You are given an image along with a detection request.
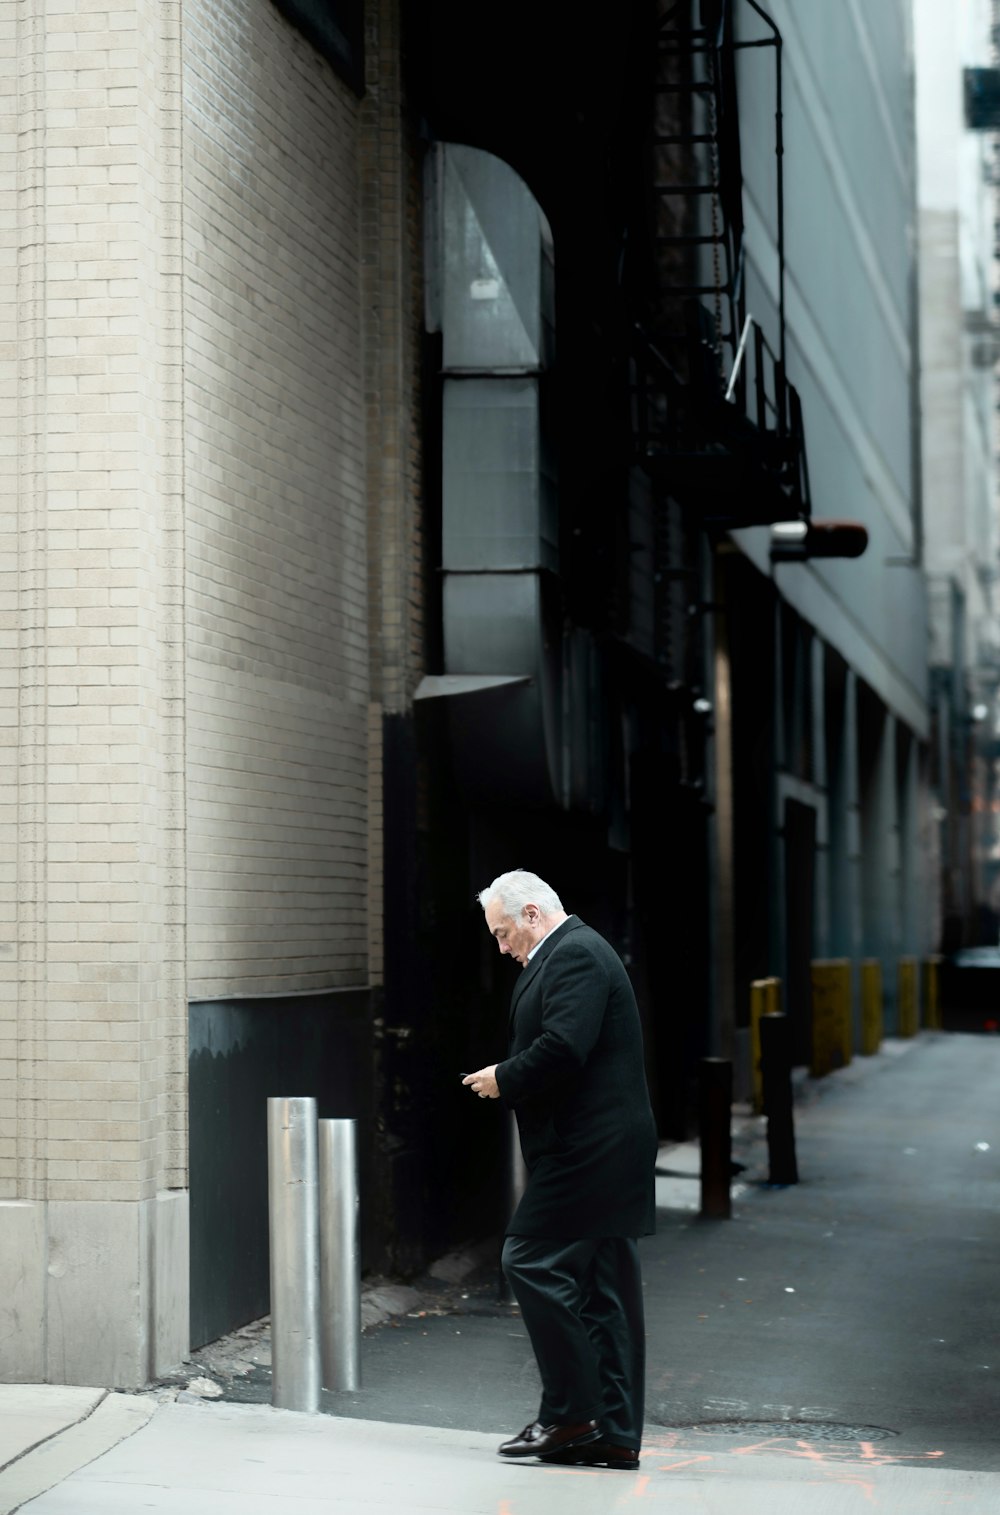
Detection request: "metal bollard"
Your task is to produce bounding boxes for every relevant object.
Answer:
[318,1118,361,1391]
[923,954,942,1031]
[860,959,883,1055]
[267,1096,322,1412]
[760,1013,799,1184]
[897,957,918,1038]
[699,1057,732,1218]
[810,959,852,1077]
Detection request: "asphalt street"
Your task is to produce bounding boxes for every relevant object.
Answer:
[189,1029,1000,1476]
[7,1029,1000,1514]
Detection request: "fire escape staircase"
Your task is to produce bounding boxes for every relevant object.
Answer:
[633,0,812,530]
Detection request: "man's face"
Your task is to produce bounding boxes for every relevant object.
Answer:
[485,899,542,967]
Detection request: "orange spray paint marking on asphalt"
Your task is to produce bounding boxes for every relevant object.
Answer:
[631,1474,651,1497]
[857,1442,944,1464]
[731,1437,852,1470]
[728,1436,945,1469]
[730,1437,821,1461]
[789,1440,829,1467]
[655,1453,714,1473]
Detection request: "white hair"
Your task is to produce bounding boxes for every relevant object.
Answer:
[477,869,564,920]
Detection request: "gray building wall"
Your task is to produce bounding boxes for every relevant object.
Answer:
[733,0,927,735]
[719,0,932,1051]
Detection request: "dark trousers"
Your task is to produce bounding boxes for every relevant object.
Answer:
[501,1234,645,1450]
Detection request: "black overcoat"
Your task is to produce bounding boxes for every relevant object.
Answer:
[496,916,657,1238]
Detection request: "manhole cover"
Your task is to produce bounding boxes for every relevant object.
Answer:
[674,1421,898,1442]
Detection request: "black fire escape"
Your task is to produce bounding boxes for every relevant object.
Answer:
[631,0,812,530]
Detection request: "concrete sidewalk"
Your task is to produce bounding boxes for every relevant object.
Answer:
[3,1031,1000,1513]
[0,1388,154,1514]
[3,1393,1000,1514]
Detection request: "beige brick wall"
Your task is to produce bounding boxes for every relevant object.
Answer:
[0,0,22,1202]
[0,0,186,1206]
[0,0,423,1189]
[0,0,430,1383]
[182,0,370,998]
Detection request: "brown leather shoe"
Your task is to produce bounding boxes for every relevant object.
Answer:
[540,1440,640,1470]
[497,1419,602,1459]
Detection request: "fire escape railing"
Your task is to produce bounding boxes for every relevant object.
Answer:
[633,0,810,528]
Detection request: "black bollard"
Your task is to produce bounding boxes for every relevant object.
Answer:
[699,1057,733,1218]
[760,1012,799,1184]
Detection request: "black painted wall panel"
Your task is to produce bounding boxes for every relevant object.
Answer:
[189,990,372,1350]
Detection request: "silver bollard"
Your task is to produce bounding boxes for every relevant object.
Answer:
[267,1096,321,1412]
[318,1118,361,1391]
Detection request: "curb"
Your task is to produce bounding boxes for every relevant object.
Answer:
[0,1393,155,1515]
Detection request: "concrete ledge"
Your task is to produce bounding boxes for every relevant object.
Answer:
[0,1194,189,1390]
[0,1204,46,1382]
[0,1392,155,1515]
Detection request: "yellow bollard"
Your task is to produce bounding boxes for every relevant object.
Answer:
[860,959,883,1055]
[810,960,852,1077]
[750,977,782,1114]
[897,957,918,1037]
[922,955,942,1030]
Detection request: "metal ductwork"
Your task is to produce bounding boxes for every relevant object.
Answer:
[420,143,603,811]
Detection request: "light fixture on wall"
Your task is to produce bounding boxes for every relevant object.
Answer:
[770,519,869,563]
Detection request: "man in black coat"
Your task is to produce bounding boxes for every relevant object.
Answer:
[463,869,657,1471]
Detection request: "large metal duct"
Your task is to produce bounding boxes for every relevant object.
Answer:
[419,143,571,807]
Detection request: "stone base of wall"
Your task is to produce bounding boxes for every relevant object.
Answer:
[0,1193,189,1388]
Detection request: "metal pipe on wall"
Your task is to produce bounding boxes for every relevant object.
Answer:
[318,1118,361,1391]
[267,1096,322,1412]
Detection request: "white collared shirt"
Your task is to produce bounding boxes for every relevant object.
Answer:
[526,916,570,962]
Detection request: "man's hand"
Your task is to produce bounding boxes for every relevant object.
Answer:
[462,1065,499,1099]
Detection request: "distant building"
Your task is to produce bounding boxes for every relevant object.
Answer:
[915,0,1000,947]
